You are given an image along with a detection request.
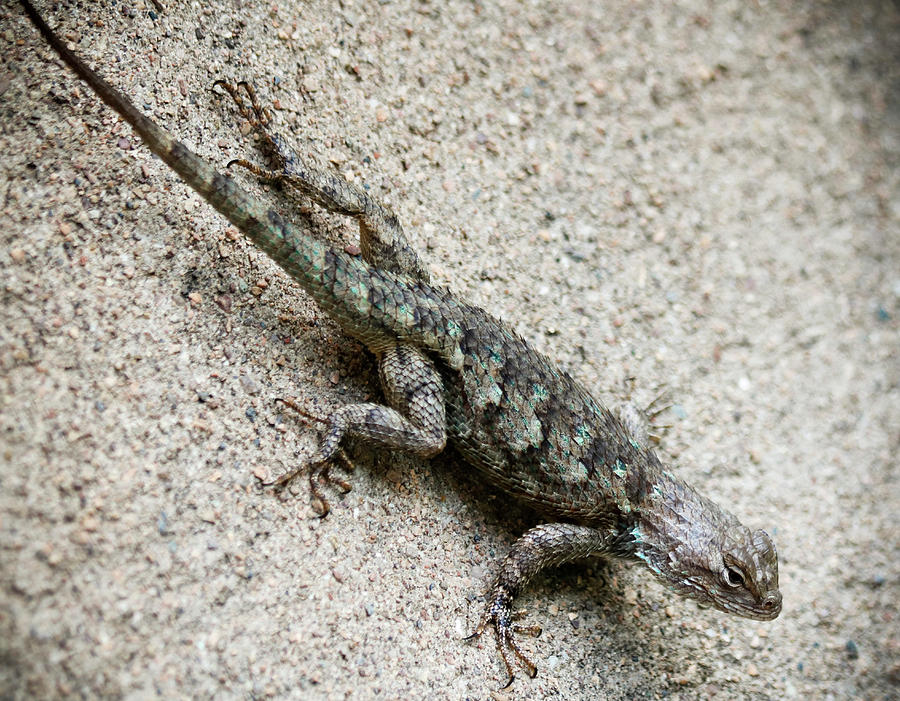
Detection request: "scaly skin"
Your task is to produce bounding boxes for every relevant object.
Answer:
[18,0,781,686]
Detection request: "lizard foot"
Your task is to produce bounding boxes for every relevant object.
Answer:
[263,447,355,517]
[260,398,356,517]
[213,79,291,182]
[305,449,355,517]
[642,389,674,443]
[466,589,542,688]
[617,385,674,446]
[213,79,273,132]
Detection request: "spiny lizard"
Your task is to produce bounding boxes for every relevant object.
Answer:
[17,0,781,686]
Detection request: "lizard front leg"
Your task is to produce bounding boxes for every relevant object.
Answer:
[470,523,619,686]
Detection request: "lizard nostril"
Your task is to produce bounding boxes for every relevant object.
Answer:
[762,591,782,614]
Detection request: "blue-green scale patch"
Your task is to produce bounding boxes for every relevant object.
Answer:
[630,525,644,543]
[352,279,370,316]
[565,460,589,483]
[442,320,465,369]
[574,423,591,447]
[397,303,414,324]
[635,549,662,576]
[445,319,463,339]
[530,382,548,401]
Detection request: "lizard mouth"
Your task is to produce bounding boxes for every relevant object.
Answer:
[694,589,782,620]
[724,591,782,620]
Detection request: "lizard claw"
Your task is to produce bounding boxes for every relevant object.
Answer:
[260,449,355,517]
[214,79,289,183]
[617,381,675,445]
[258,398,356,516]
[467,592,541,686]
[306,449,355,517]
[212,79,273,125]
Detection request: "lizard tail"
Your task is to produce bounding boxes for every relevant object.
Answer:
[18,0,323,272]
[18,0,466,367]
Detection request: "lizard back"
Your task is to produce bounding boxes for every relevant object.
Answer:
[436,304,658,525]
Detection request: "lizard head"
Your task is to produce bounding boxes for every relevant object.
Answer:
[634,475,782,621]
[685,525,782,620]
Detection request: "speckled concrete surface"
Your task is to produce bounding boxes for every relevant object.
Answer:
[1,1,898,698]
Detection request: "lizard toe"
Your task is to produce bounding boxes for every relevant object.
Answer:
[467,593,540,687]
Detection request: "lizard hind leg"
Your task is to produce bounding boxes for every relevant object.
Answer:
[267,345,446,516]
[213,80,429,280]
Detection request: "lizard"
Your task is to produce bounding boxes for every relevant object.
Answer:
[17,0,782,686]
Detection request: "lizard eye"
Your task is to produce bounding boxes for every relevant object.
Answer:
[722,566,745,588]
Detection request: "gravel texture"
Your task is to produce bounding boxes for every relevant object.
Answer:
[1,1,898,698]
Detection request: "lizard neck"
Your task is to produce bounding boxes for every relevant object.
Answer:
[632,469,742,569]
[629,468,741,593]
